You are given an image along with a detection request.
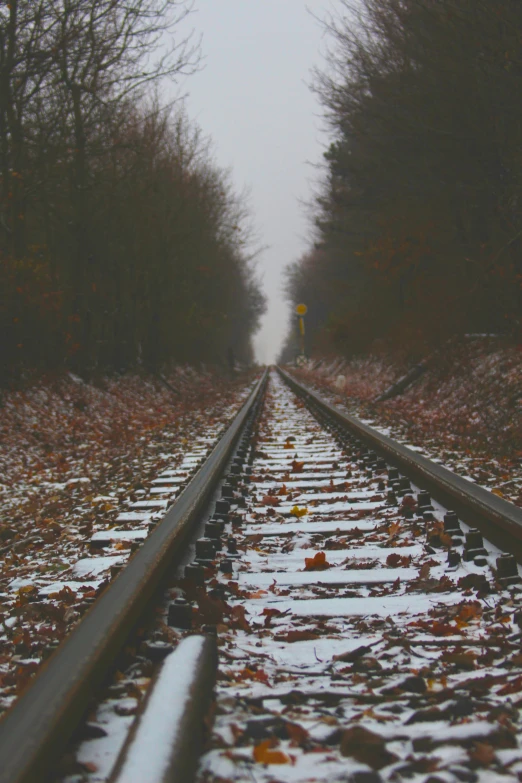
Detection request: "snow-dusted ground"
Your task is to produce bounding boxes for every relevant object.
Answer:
[294,339,522,509]
[0,368,255,715]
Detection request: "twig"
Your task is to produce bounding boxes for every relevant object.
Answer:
[157,373,182,397]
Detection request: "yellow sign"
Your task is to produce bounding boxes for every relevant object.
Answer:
[295,303,308,316]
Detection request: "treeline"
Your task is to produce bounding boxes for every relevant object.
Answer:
[284,0,522,360]
[0,1,264,383]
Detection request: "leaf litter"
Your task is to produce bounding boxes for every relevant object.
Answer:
[0,368,255,716]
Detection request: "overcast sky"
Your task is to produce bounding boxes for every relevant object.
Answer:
[172,0,333,364]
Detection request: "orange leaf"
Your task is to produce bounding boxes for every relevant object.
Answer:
[247,589,268,599]
[304,551,331,571]
[388,521,401,537]
[440,531,453,547]
[237,668,270,685]
[457,602,482,623]
[253,740,292,765]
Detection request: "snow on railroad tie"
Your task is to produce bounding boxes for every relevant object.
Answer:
[245,544,422,566]
[150,477,187,486]
[129,498,170,510]
[238,567,423,587]
[251,499,383,516]
[115,511,152,523]
[243,519,376,536]
[245,592,464,618]
[253,476,350,489]
[90,528,149,546]
[254,458,345,471]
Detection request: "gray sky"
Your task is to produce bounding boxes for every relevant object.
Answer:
[174,0,332,364]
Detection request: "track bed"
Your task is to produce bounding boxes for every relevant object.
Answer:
[196,372,522,783]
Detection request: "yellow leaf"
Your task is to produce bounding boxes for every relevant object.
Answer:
[290,506,308,518]
[18,584,37,595]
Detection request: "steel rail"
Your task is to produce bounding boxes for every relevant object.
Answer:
[0,370,268,783]
[279,367,522,559]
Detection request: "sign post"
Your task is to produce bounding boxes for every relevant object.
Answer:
[295,304,307,364]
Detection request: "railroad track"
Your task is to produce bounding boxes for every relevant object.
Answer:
[1,368,522,783]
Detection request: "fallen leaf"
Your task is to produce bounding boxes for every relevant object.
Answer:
[468,742,496,767]
[253,739,292,765]
[386,553,411,568]
[441,650,476,670]
[457,602,482,623]
[17,585,37,596]
[247,589,268,599]
[304,551,331,571]
[262,607,283,627]
[290,505,308,517]
[286,722,309,746]
[114,540,132,550]
[261,495,280,506]
[387,521,401,538]
[238,668,270,685]
[340,725,398,769]
[498,676,522,695]
[81,762,98,773]
[229,605,250,631]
